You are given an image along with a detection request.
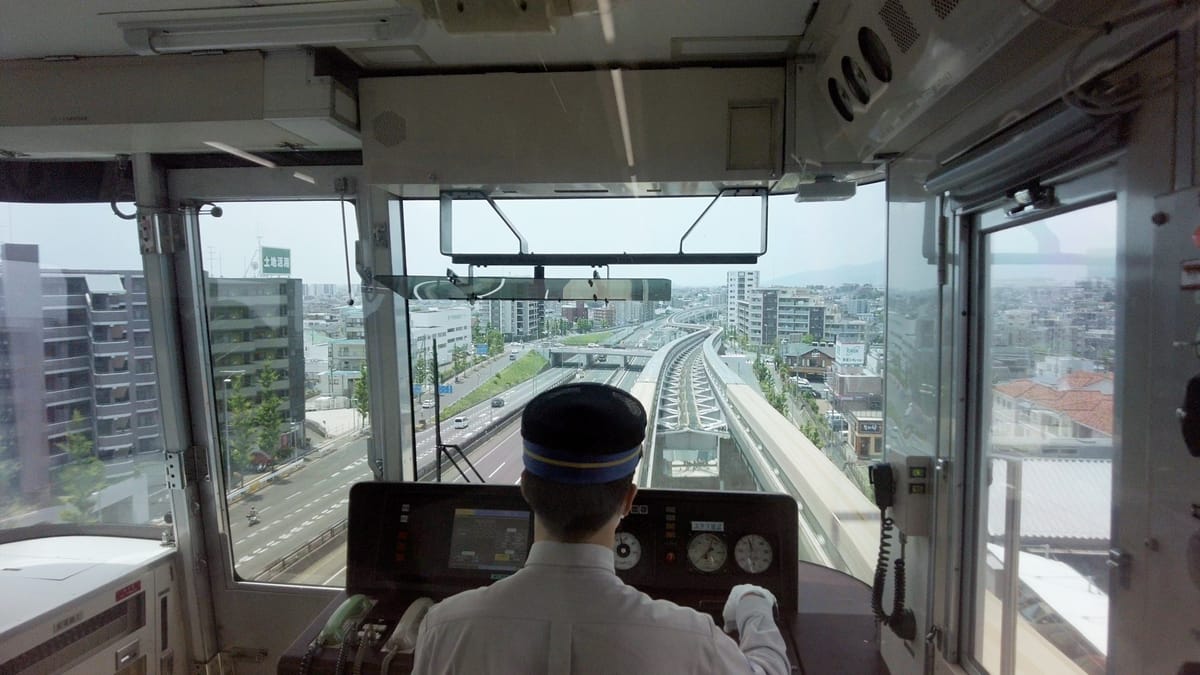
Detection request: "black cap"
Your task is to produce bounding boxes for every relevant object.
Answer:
[521,383,646,483]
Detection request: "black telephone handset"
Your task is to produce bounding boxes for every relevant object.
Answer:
[868,463,917,641]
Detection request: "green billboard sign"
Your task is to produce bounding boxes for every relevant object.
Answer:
[261,247,291,275]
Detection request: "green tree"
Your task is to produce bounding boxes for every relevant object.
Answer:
[255,365,285,461]
[574,318,593,333]
[57,411,106,523]
[487,329,504,356]
[354,364,370,427]
[225,374,257,481]
[414,351,430,390]
[452,344,468,374]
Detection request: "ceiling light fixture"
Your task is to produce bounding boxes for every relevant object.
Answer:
[203,141,276,168]
[122,9,422,55]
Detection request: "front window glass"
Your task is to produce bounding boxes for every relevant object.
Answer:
[397,189,887,579]
[973,201,1116,674]
[199,201,366,585]
[0,202,168,529]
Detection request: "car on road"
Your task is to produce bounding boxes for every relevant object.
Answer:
[421,399,434,409]
[491,397,505,408]
[452,416,469,429]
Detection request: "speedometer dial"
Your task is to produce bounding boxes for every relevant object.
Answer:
[734,534,773,574]
[614,531,642,571]
[687,533,727,573]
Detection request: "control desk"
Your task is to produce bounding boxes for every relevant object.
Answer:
[279,482,886,674]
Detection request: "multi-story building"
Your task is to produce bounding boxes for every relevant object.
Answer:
[734,286,826,346]
[207,276,306,452]
[410,305,472,366]
[726,271,758,324]
[0,244,163,503]
[824,317,867,343]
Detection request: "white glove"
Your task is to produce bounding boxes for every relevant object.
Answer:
[722,584,778,633]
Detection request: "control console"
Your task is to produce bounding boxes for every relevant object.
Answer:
[278,482,884,675]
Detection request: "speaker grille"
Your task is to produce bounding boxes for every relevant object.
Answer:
[372,111,406,148]
[931,0,959,20]
[879,0,919,53]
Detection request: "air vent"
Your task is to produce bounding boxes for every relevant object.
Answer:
[930,0,960,20]
[828,78,854,122]
[841,56,871,104]
[1,592,145,675]
[858,27,893,83]
[879,0,919,53]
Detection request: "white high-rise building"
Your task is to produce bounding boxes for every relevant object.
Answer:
[726,271,759,325]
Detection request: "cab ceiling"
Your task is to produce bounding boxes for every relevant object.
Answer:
[0,0,817,69]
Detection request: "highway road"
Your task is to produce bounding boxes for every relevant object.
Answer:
[229,364,580,583]
[304,366,640,587]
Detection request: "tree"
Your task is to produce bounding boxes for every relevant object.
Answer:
[487,329,504,356]
[57,411,106,523]
[225,374,257,481]
[354,364,370,427]
[414,351,430,390]
[574,318,593,334]
[452,344,468,374]
[255,365,285,461]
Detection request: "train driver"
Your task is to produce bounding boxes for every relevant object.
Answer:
[412,382,789,674]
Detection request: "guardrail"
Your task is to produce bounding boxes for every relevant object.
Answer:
[700,330,878,582]
[256,518,348,582]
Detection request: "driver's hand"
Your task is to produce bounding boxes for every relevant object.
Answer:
[722,584,778,633]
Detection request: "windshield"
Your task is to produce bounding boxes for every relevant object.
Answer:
[397,187,886,578]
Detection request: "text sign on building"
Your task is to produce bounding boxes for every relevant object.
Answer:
[859,421,882,434]
[835,342,866,366]
[262,246,292,275]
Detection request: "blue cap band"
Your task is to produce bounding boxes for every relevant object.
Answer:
[522,440,642,484]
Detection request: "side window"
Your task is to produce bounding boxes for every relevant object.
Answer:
[0,202,168,528]
[199,201,365,586]
[972,201,1116,674]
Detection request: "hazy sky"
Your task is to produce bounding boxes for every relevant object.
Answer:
[0,183,1115,291]
[0,183,887,288]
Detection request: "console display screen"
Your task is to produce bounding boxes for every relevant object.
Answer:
[448,508,531,572]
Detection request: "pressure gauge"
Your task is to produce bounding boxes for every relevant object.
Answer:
[687,532,727,573]
[734,534,773,574]
[614,531,642,571]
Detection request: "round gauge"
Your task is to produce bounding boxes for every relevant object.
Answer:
[614,531,642,571]
[734,534,774,574]
[687,533,728,573]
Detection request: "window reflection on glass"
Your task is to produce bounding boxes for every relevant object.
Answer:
[974,202,1116,675]
[0,202,169,529]
[199,201,366,586]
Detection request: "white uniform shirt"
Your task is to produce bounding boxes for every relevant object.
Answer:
[412,541,790,675]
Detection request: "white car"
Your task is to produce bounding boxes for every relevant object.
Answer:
[452,416,469,429]
[421,399,434,409]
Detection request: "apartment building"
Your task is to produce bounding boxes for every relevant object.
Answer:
[0,244,162,502]
[208,276,306,449]
[726,271,758,324]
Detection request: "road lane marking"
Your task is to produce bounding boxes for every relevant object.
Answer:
[324,566,347,585]
[488,462,506,479]
[285,492,298,500]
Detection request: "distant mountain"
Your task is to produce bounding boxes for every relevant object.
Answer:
[769,259,886,288]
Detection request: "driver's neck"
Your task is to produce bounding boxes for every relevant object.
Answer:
[533,515,618,548]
